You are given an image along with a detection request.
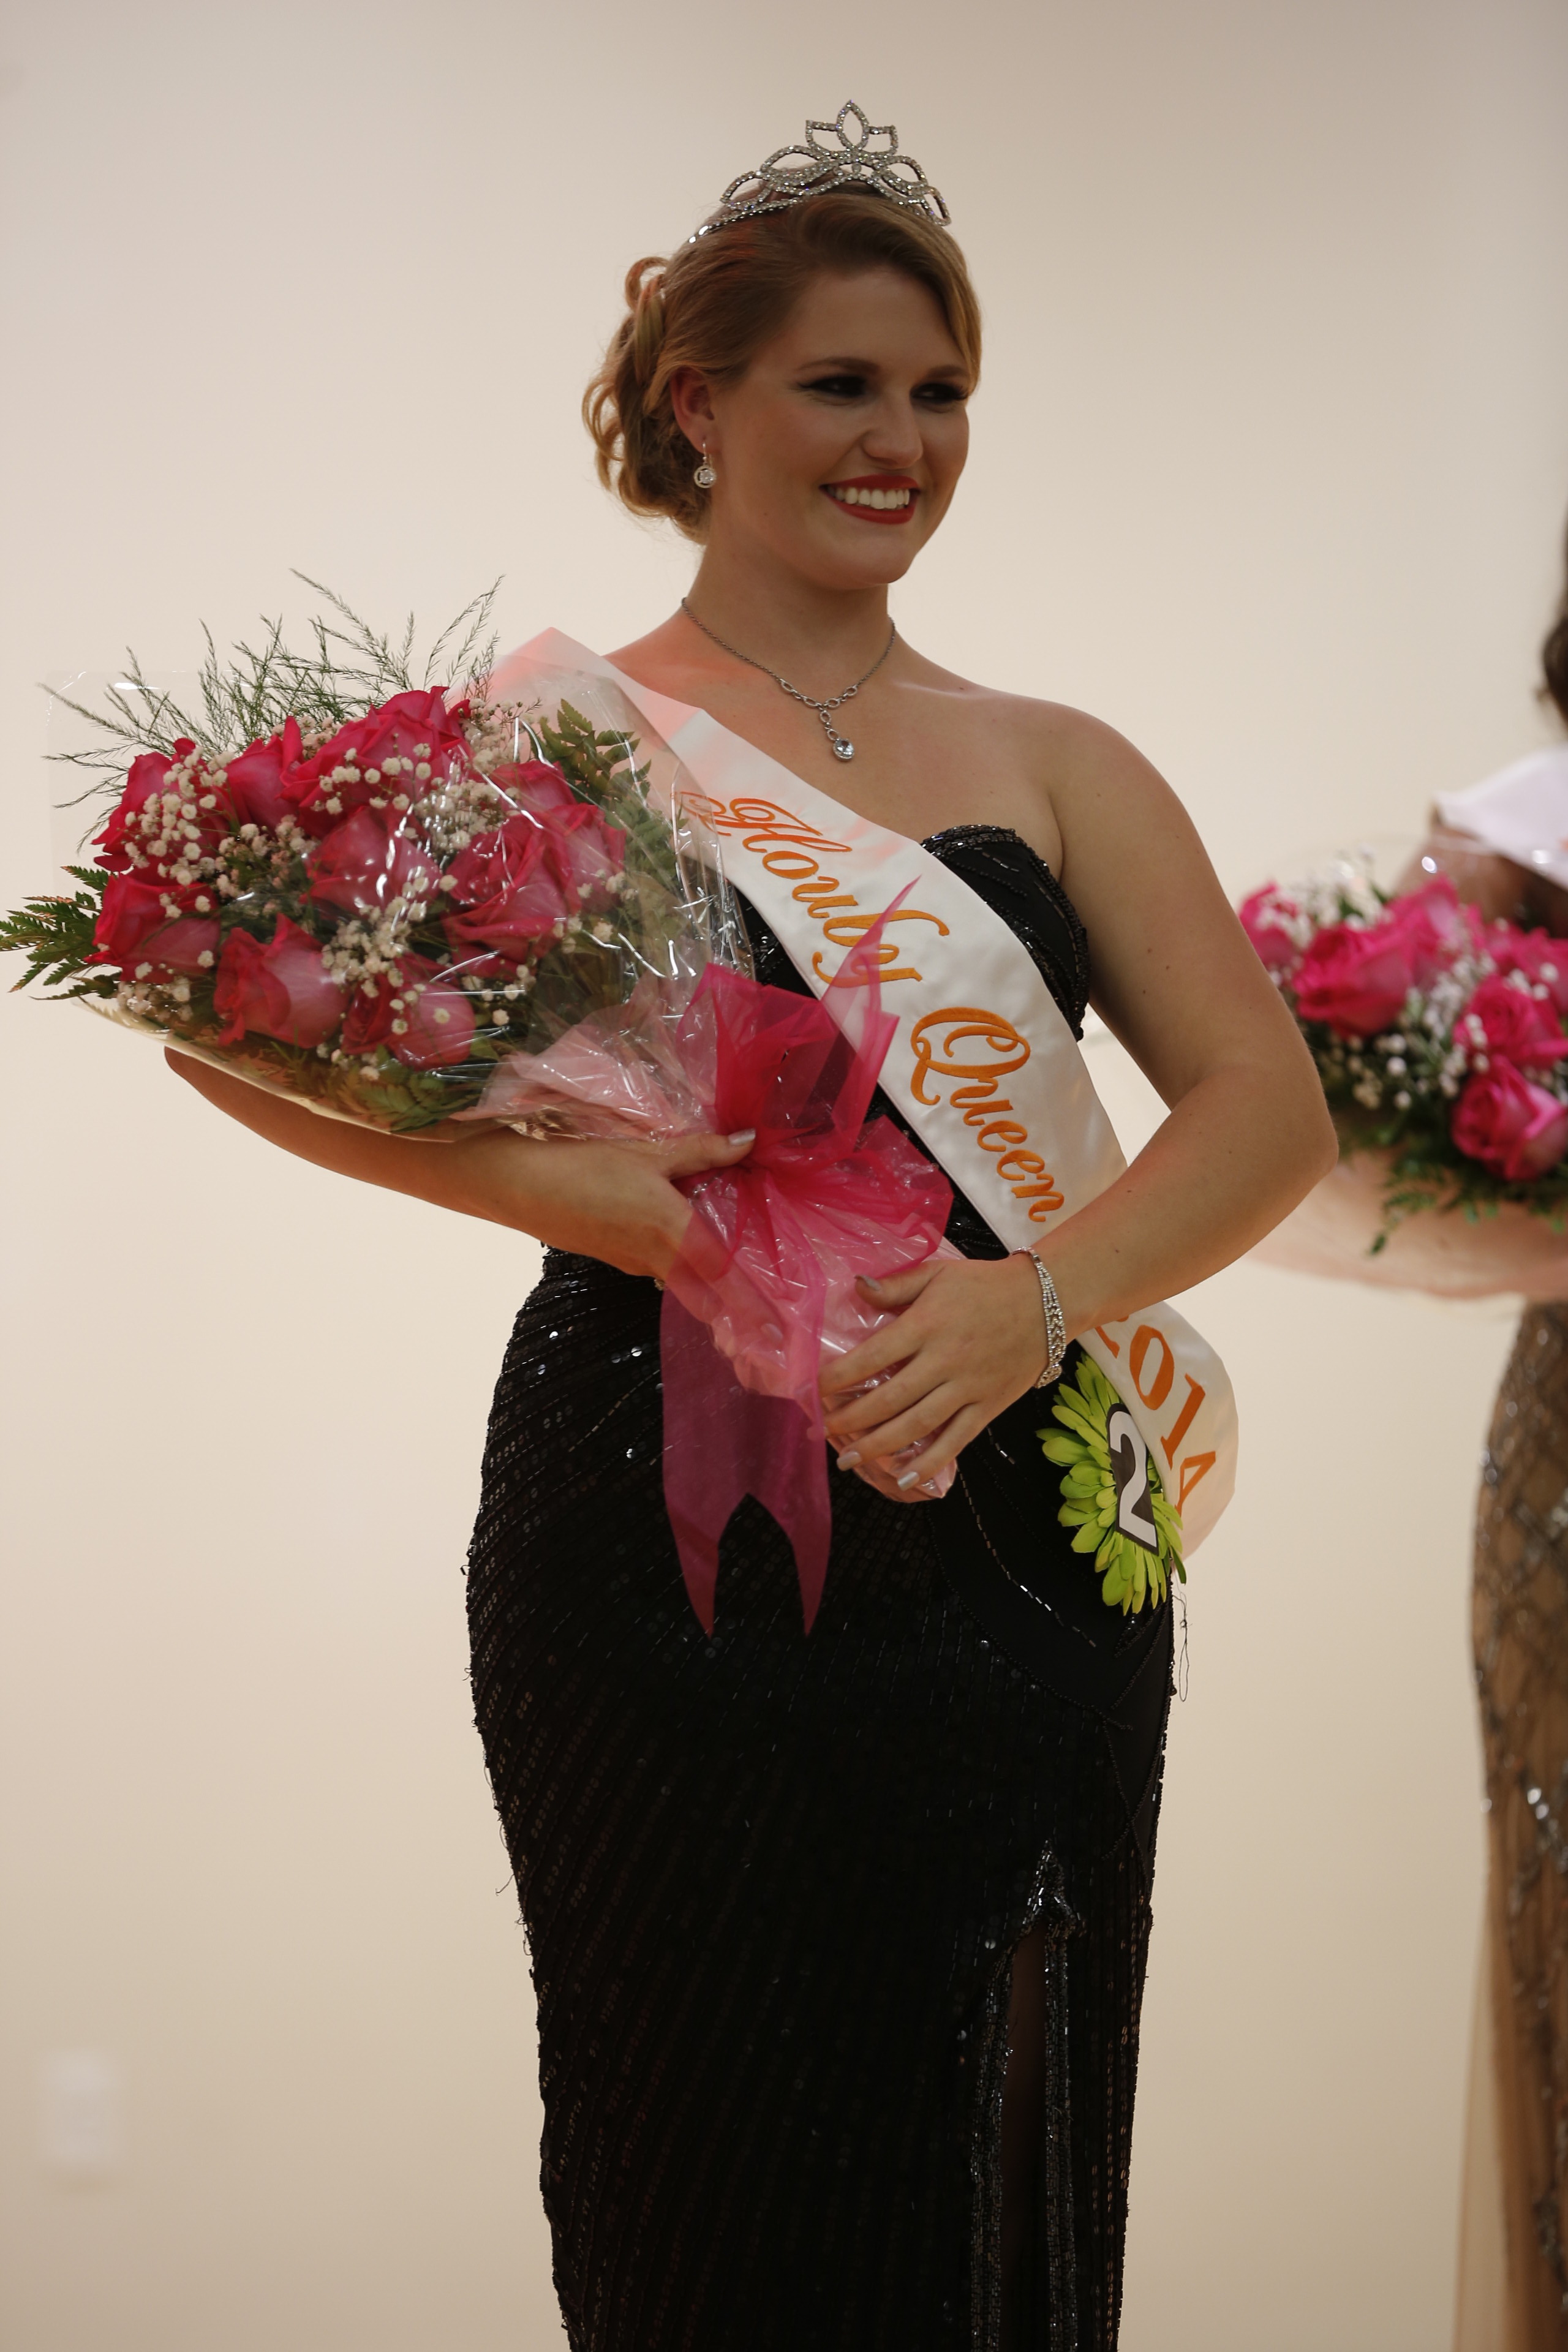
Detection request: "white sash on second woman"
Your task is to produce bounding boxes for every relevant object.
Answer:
[486,630,1238,1552]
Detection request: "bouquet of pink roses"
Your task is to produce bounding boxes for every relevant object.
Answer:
[2,587,957,1624]
[1240,859,1568,1240]
[1,586,733,1133]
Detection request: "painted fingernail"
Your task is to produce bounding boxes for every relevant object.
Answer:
[837,1450,862,1470]
[897,1469,919,1490]
[726,1129,756,1146]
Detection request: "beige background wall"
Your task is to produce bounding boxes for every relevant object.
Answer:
[2,2,1567,2345]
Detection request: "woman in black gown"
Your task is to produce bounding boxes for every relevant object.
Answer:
[468,840,1176,2349]
[173,110,1333,2351]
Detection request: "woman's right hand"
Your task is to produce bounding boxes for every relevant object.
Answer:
[164,1050,756,1281]
[451,1123,760,1279]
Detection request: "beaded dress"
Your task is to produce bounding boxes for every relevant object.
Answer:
[1466,1307,1568,2345]
[466,826,1174,2351]
[1424,745,1568,2347]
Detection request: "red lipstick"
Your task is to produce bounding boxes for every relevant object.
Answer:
[821,473,921,526]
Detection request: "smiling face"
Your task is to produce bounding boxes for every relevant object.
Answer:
[670,266,973,592]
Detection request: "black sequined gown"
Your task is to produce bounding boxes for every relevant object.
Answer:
[467,829,1174,2351]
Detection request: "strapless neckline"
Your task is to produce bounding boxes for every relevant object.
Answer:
[914,823,1091,1041]
[919,819,1051,870]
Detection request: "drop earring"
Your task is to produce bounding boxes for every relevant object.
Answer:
[693,443,717,489]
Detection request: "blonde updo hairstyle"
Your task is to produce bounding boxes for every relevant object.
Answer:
[584,192,982,541]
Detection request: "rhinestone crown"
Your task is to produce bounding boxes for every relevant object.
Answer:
[692,101,949,241]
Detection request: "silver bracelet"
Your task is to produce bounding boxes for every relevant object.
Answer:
[1025,1251,1066,1389]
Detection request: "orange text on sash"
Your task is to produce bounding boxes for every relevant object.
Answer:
[907,1006,1065,1222]
[1094,1316,1215,1511]
[680,792,948,983]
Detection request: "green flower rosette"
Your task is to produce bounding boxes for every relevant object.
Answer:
[1039,1353,1185,1615]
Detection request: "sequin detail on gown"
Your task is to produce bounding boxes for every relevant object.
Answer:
[467,826,1172,2350]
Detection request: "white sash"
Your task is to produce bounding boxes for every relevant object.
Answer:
[488,630,1238,1550]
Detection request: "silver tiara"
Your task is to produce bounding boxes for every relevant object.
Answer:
[691,101,949,241]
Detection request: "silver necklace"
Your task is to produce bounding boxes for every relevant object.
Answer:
[679,597,896,763]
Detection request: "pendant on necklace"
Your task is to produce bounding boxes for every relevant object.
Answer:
[832,737,855,763]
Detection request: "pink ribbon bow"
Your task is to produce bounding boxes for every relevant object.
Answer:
[660,956,953,1632]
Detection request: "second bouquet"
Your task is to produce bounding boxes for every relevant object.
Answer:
[1239,859,1568,1238]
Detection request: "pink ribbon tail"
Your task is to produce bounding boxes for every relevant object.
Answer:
[657,892,944,1634]
[659,1290,833,1634]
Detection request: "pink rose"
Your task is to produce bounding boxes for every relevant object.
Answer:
[224,717,310,832]
[1293,881,1462,1038]
[341,963,412,1057]
[1385,880,1472,981]
[340,954,476,1069]
[1461,974,1568,1068]
[94,748,190,873]
[284,689,472,836]
[1452,1060,1568,1182]
[1238,884,1302,976]
[393,971,476,1068]
[93,740,228,880]
[1293,922,1417,1038]
[547,798,626,902]
[1488,925,1568,1020]
[90,875,192,967]
[442,802,625,962]
[213,915,344,1049]
[130,916,221,978]
[305,806,437,916]
[488,758,581,816]
[89,874,219,984]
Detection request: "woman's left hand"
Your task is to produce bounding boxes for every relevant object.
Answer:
[820,1252,1050,1502]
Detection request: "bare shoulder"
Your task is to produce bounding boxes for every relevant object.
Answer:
[905,653,1182,866]
[911,652,1164,780]
[924,669,1284,1097]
